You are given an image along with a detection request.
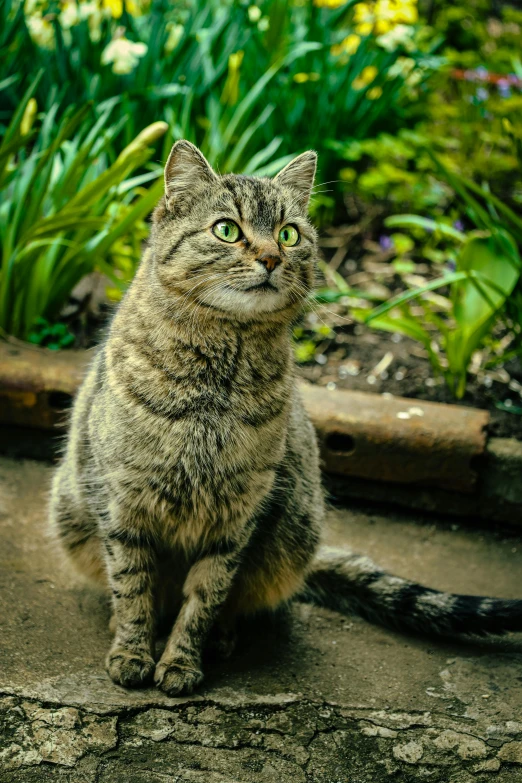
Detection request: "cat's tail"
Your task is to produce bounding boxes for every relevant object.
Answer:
[297,546,522,637]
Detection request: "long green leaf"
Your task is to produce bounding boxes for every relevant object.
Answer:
[385,214,467,242]
[365,272,470,323]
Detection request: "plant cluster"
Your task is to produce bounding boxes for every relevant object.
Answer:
[360,163,521,398]
[2,0,436,173]
[1,0,521,408]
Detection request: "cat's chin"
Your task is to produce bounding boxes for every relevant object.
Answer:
[197,286,294,319]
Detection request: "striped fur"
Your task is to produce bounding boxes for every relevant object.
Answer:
[50,141,522,696]
[299,547,522,637]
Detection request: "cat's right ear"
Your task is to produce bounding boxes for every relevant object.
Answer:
[164,140,216,210]
[274,150,317,210]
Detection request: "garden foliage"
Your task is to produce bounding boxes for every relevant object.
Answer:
[336,1,522,396]
[0,0,521,401]
[0,74,167,340]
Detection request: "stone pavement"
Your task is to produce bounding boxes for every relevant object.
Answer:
[1,456,522,782]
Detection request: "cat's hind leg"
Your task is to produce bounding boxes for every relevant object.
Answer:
[49,465,106,585]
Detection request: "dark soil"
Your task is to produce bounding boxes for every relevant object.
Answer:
[298,325,522,441]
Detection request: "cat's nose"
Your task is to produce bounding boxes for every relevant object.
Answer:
[257,253,282,273]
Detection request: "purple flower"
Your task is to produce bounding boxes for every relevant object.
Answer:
[446,260,457,272]
[476,87,489,102]
[498,80,511,98]
[379,235,394,250]
[453,219,464,232]
[475,66,489,81]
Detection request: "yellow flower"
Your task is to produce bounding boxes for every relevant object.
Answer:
[374,18,392,34]
[103,0,123,18]
[354,2,372,21]
[343,33,361,54]
[353,65,378,90]
[374,0,393,18]
[355,21,373,35]
[353,0,418,36]
[126,0,141,15]
[314,0,347,7]
[366,85,383,99]
[361,65,378,82]
[395,4,417,23]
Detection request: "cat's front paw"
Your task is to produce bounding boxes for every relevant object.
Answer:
[107,648,155,689]
[154,661,204,696]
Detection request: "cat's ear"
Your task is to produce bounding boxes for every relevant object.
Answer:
[164,140,216,210]
[274,151,317,209]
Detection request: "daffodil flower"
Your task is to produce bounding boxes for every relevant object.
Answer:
[331,33,361,57]
[101,36,148,74]
[26,14,55,49]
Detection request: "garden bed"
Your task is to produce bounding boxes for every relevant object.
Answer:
[300,324,522,441]
[298,223,522,442]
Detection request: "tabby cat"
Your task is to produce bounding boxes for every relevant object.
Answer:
[50,141,522,696]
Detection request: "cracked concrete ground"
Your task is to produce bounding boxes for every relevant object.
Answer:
[1,456,522,782]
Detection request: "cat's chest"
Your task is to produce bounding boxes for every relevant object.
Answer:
[103,394,285,546]
[103,336,291,512]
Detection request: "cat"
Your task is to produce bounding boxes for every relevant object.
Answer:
[50,140,522,696]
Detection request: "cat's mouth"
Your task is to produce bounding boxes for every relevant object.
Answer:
[243,281,279,293]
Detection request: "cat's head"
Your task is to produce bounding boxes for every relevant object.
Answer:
[150,140,318,323]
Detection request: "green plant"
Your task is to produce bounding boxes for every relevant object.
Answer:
[0,78,167,340]
[359,165,522,398]
[27,317,75,349]
[335,2,522,214]
[1,0,437,182]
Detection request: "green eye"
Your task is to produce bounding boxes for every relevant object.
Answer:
[279,224,300,247]
[212,220,241,243]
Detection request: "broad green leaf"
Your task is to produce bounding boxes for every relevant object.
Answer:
[453,233,520,333]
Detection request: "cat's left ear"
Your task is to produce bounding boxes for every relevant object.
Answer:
[274,151,317,210]
[164,140,216,210]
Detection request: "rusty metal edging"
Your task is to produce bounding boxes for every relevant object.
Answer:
[0,342,489,495]
[0,342,89,430]
[299,382,489,494]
